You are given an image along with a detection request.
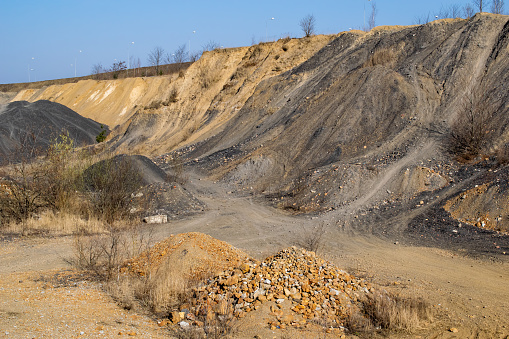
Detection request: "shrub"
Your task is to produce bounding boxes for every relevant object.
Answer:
[168,88,179,103]
[96,125,108,143]
[347,290,432,334]
[82,155,142,224]
[72,222,152,280]
[0,132,47,232]
[298,222,326,254]
[447,86,498,160]
[363,48,395,67]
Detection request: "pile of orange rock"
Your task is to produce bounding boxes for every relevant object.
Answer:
[184,246,372,330]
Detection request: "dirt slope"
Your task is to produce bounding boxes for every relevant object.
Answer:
[0,100,104,160]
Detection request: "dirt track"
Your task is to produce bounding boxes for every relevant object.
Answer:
[1,171,508,338]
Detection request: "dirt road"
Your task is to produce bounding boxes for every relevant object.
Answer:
[1,172,508,338]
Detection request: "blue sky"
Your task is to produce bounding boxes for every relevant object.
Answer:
[0,0,491,84]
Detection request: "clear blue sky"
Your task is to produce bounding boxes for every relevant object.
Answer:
[0,0,490,84]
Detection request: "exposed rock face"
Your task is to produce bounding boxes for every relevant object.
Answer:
[5,14,509,237]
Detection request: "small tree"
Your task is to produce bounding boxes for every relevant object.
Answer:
[91,63,103,79]
[299,14,316,37]
[172,44,187,64]
[450,4,462,17]
[83,155,142,225]
[109,60,126,79]
[202,40,220,52]
[491,0,505,13]
[148,46,165,75]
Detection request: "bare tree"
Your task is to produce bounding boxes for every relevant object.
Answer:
[450,4,461,17]
[108,60,126,79]
[202,40,220,52]
[189,51,201,62]
[368,2,377,30]
[91,63,103,79]
[147,46,165,75]
[414,12,431,24]
[464,4,475,18]
[491,0,505,13]
[299,14,316,37]
[474,0,484,12]
[172,44,187,64]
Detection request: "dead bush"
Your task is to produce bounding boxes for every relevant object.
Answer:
[363,48,395,67]
[347,290,433,334]
[168,88,179,103]
[447,85,499,160]
[0,132,48,233]
[146,100,162,110]
[82,155,142,224]
[198,66,213,89]
[298,222,327,254]
[71,222,153,281]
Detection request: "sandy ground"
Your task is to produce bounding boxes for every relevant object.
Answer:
[1,172,508,338]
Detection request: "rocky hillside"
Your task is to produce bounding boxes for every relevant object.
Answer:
[4,13,509,243]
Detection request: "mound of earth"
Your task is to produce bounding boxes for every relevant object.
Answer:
[133,182,205,220]
[83,154,168,188]
[123,232,251,280]
[83,155,205,221]
[0,100,106,160]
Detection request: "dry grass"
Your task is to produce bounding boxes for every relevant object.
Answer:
[362,48,396,67]
[348,290,433,334]
[2,210,105,236]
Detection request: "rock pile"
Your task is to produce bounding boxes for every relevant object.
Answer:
[181,246,372,330]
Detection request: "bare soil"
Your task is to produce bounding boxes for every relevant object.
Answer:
[1,171,508,338]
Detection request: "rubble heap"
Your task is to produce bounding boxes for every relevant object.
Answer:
[184,246,372,330]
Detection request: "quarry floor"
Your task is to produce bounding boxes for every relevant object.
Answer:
[0,172,508,339]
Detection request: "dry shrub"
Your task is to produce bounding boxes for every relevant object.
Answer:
[167,299,237,339]
[146,100,162,110]
[363,48,395,67]
[83,154,142,224]
[198,66,213,89]
[168,88,179,103]
[298,222,326,254]
[447,85,498,160]
[71,222,153,281]
[496,143,509,164]
[243,60,258,68]
[348,290,432,334]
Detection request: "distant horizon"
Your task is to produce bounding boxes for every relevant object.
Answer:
[1,0,506,85]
